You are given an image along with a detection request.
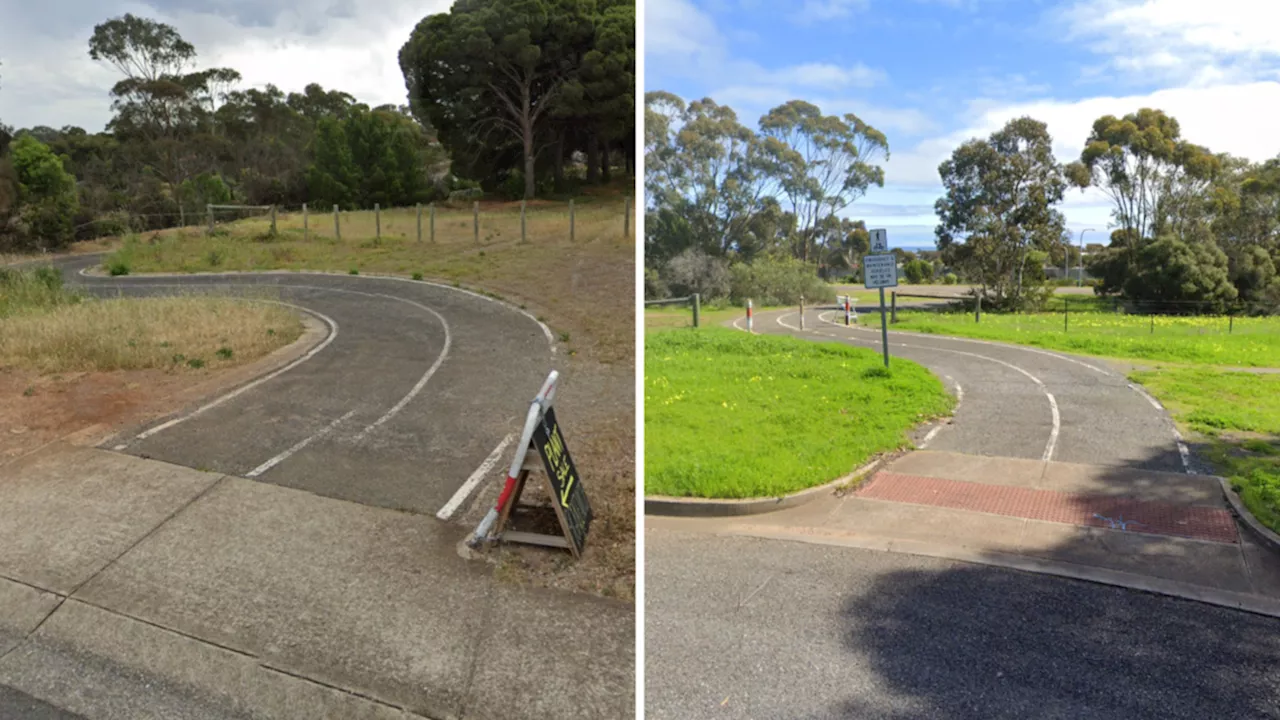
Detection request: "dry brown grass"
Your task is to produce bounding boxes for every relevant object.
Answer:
[0,296,303,374]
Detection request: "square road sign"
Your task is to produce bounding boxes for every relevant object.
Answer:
[869,228,888,253]
[863,254,898,289]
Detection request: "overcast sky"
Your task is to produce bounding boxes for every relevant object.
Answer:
[0,0,452,132]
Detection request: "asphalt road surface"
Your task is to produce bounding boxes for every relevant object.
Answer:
[747,307,1188,473]
[646,530,1280,720]
[53,255,557,518]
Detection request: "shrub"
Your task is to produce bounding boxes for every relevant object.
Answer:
[446,188,484,207]
[499,170,526,201]
[729,256,835,306]
[1123,235,1238,313]
[9,135,79,250]
[663,248,730,301]
[943,273,958,285]
[903,258,933,284]
[107,258,131,276]
[644,266,669,300]
[412,272,424,281]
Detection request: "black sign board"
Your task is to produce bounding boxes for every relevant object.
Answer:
[530,407,592,557]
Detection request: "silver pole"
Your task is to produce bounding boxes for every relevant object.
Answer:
[1077,228,1094,287]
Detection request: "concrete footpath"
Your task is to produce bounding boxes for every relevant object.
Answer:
[0,444,634,720]
[650,450,1280,614]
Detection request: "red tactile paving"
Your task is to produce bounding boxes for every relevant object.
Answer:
[856,472,1239,544]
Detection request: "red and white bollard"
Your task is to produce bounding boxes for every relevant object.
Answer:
[746,299,754,333]
[844,298,852,326]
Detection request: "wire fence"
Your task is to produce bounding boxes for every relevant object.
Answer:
[62,196,635,247]
[879,291,1280,339]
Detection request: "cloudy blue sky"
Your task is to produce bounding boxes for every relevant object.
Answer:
[646,0,1280,248]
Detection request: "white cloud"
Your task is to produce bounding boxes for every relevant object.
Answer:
[872,79,1280,233]
[761,62,887,88]
[710,84,939,136]
[1061,0,1280,85]
[886,80,1280,188]
[798,0,870,21]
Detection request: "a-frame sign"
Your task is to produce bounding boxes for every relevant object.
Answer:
[468,371,592,558]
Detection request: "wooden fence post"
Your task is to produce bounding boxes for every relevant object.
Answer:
[303,203,309,242]
[207,204,214,235]
[334,204,340,241]
[375,203,381,242]
[430,203,436,243]
[416,203,422,243]
[692,293,701,329]
[270,205,277,235]
[569,199,575,242]
[473,201,479,243]
[624,196,631,237]
[520,200,527,243]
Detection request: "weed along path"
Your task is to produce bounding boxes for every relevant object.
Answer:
[55,254,555,516]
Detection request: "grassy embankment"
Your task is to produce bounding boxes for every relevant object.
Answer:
[0,266,301,374]
[1131,368,1280,532]
[645,328,954,498]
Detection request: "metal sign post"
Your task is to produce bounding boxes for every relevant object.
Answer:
[863,229,898,369]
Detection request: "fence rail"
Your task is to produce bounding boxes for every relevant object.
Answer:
[645,293,701,328]
[60,196,634,246]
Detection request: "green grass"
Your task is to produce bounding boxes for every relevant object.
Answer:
[644,304,762,331]
[1129,367,1280,533]
[645,328,954,498]
[882,309,1280,367]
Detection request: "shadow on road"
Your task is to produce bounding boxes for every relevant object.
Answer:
[824,559,1280,720]
[821,447,1280,719]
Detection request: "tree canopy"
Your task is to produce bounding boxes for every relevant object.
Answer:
[400,0,634,199]
[936,117,1066,309]
[1,6,634,251]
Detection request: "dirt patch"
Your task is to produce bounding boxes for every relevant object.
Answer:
[0,315,325,467]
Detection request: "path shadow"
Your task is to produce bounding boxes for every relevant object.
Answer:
[817,445,1280,719]
[821,558,1280,719]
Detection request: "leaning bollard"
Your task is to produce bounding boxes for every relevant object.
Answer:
[799,296,805,330]
[845,298,852,326]
[747,299,754,334]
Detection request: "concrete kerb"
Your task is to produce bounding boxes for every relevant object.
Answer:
[1218,475,1280,553]
[76,261,558,354]
[645,457,886,517]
